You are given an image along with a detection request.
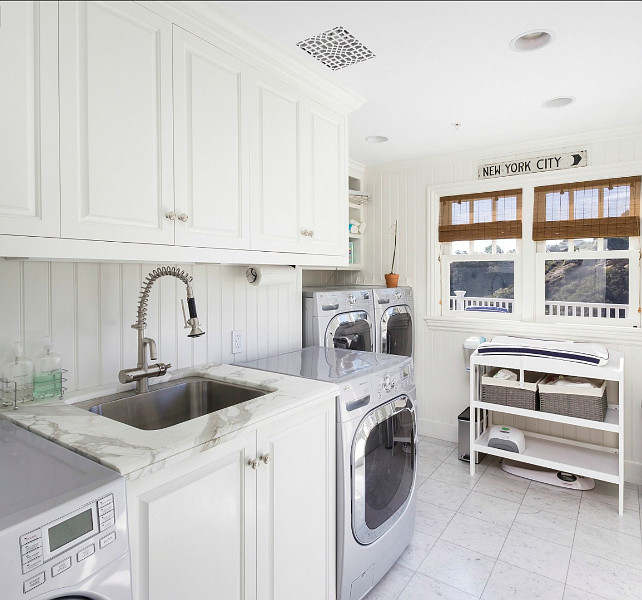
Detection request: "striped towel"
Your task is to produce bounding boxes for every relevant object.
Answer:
[477,336,609,366]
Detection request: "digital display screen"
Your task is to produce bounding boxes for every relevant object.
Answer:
[48,508,93,552]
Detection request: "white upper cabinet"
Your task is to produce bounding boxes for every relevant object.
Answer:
[300,99,347,256]
[172,27,252,249]
[0,1,59,237]
[59,1,174,244]
[250,77,347,257]
[250,76,302,253]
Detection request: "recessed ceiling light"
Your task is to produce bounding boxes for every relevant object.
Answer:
[542,96,575,109]
[510,30,555,52]
[451,122,462,130]
[366,136,388,143]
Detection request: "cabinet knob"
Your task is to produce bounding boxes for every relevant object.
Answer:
[301,229,308,237]
[260,453,271,465]
[177,213,189,222]
[248,458,260,470]
[309,230,314,237]
[165,212,176,221]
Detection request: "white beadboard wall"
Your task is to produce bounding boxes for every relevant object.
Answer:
[0,262,302,394]
[355,124,642,483]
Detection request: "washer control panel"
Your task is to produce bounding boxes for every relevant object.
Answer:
[374,359,414,402]
[316,290,372,314]
[13,486,127,598]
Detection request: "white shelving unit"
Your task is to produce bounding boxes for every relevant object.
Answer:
[469,350,625,514]
[348,190,368,269]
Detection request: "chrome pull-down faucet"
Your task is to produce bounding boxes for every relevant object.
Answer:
[119,267,205,393]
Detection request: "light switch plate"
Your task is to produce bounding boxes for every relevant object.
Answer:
[232,330,245,354]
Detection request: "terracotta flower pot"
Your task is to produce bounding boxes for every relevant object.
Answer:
[385,273,399,288]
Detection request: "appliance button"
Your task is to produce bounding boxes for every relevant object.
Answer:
[21,556,44,575]
[51,557,72,578]
[98,495,114,509]
[22,547,43,562]
[99,510,114,527]
[21,538,42,555]
[99,531,117,549]
[77,544,95,562]
[19,531,41,547]
[23,571,45,594]
[99,516,115,531]
[98,503,114,518]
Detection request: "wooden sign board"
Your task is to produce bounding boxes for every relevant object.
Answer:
[478,150,587,179]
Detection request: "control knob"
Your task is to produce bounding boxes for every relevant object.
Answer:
[382,374,395,392]
[348,294,357,305]
[395,291,402,300]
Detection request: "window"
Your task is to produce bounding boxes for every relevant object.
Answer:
[440,189,521,316]
[534,177,640,323]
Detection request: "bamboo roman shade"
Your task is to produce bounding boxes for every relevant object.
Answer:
[439,189,522,242]
[533,176,641,241]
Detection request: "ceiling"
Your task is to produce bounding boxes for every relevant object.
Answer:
[217,1,642,167]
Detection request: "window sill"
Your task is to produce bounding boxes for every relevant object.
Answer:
[424,315,642,346]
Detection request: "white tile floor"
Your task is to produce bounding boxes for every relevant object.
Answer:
[365,436,642,600]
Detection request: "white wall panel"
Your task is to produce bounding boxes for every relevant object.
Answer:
[0,261,300,396]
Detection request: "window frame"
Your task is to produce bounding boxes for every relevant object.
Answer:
[428,165,642,329]
[441,250,522,320]
[534,238,640,327]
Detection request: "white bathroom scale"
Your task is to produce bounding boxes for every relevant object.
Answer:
[501,459,595,490]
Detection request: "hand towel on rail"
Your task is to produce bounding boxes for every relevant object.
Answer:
[477,336,609,366]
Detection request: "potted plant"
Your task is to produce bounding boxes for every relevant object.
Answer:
[385,220,399,288]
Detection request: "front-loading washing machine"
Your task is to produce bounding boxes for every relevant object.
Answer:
[236,347,417,600]
[0,419,132,600]
[303,287,376,352]
[373,286,414,357]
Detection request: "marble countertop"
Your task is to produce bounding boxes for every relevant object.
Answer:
[0,364,338,481]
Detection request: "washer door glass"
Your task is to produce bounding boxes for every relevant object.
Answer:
[325,311,373,352]
[352,395,416,545]
[381,306,412,357]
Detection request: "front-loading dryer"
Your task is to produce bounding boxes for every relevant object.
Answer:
[303,287,376,352]
[373,286,414,357]
[0,420,132,600]
[236,347,417,600]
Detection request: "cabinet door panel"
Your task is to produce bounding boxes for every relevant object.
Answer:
[59,1,174,244]
[134,438,257,600]
[256,400,336,600]
[301,100,347,256]
[251,80,301,252]
[0,1,59,236]
[173,27,251,249]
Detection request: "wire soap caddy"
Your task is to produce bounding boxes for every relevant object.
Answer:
[1,370,68,409]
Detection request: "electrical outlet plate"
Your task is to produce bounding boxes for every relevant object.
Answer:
[232,330,245,354]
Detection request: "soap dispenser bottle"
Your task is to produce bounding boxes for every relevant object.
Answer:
[2,342,34,406]
[33,337,63,400]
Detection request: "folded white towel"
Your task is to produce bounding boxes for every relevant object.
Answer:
[494,369,518,381]
[551,376,596,388]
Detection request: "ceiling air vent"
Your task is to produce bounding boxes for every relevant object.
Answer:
[296,26,374,71]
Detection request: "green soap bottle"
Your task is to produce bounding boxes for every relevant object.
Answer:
[33,337,63,400]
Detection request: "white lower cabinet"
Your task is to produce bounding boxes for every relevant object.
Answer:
[126,396,336,600]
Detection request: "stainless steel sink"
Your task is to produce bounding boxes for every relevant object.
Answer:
[76,377,266,430]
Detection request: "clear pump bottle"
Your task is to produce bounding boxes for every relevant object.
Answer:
[2,342,34,406]
[33,337,63,400]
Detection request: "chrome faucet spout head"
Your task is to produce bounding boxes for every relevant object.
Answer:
[187,319,205,338]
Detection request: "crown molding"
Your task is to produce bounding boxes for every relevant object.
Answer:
[135,1,365,115]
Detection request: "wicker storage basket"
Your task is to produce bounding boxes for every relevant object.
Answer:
[481,369,545,410]
[538,376,607,421]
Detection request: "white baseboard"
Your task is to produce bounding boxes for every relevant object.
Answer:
[419,417,642,486]
[418,417,458,443]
